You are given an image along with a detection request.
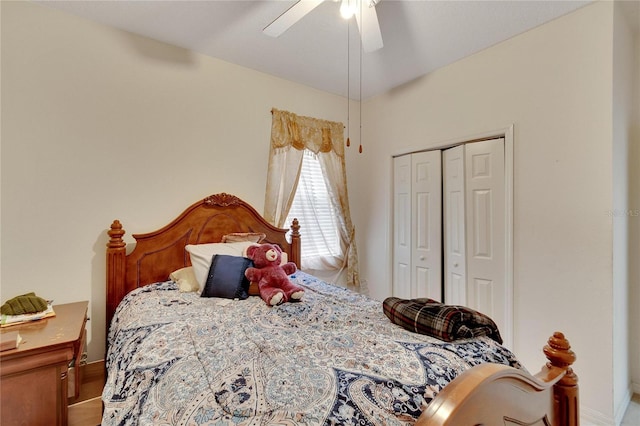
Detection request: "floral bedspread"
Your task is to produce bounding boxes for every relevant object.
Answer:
[102,272,522,425]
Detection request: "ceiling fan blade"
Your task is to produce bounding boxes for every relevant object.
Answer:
[263,0,325,38]
[354,1,383,52]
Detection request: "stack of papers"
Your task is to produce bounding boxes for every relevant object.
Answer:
[0,304,56,327]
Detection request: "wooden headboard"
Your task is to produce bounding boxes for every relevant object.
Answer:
[105,193,300,328]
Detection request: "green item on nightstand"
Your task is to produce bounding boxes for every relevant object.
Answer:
[1,292,48,315]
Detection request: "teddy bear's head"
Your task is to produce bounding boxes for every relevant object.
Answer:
[246,243,283,268]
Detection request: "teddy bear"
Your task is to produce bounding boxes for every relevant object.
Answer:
[244,243,304,306]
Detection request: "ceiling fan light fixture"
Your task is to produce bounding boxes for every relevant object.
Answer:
[340,0,357,20]
[264,0,382,52]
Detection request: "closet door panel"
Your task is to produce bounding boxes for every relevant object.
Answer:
[473,278,495,312]
[471,189,493,257]
[443,145,467,305]
[465,138,505,332]
[393,155,412,298]
[412,151,442,300]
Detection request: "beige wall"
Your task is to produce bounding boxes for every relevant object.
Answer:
[0,1,354,362]
[355,2,617,422]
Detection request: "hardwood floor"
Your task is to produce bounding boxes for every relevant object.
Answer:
[68,360,104,426]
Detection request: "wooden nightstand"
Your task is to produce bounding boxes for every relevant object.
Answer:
[0,301,88,426]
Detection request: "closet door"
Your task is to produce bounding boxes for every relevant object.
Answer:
[393,155,411,298]
[412,151,442,300]
[443,145,467,305]
[392,151,442,300]
[465,138,506,331]
[393,137,511,345]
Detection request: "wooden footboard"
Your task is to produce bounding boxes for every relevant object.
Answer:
[416,332,579,426]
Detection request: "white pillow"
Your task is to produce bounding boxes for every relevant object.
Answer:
[169,266,200,293]
[186,241,257,293]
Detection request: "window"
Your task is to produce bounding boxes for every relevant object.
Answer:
[286,150,341,263]
[265,109,359,287]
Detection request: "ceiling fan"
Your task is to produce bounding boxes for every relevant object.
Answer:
[263,0,383,53]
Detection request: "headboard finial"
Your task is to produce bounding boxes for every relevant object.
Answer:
[291,218,300,236]
[108,220,126,249]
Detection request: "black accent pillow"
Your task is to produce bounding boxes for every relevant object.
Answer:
[201,255,253,300]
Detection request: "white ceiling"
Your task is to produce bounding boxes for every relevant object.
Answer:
[36,0,594,100]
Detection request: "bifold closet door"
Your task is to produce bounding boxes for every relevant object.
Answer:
[464,138,506,330]
[443,145,467,305]
[393,151,442,300]
[443,138,506,314]
[394,138,509,343]
[393,154,411,298]
[412,151,442,300]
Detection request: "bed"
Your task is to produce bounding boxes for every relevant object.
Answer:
[104,192,579,425]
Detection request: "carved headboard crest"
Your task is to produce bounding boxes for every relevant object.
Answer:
[204,193,242,207]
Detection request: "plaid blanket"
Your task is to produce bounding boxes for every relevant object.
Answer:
[382,297,503,344]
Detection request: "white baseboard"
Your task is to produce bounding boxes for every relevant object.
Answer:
[581,405,616,426]
[582,385,638,426]
[614,386,634,425]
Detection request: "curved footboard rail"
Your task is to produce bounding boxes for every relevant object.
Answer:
[416,332,578,426]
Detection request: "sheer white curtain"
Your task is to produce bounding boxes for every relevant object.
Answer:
[264,109,360,288]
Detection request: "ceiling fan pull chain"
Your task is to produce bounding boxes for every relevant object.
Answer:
[359,0,363,155]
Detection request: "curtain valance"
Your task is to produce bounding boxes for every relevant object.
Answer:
[271,109,345,157]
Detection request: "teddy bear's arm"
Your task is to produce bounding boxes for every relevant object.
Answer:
[245,267,262,282]
[281,262,297,275]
